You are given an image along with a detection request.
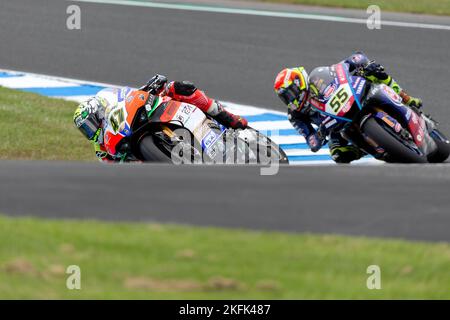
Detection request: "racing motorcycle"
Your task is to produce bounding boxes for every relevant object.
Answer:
[102,88,288,164]
[308,62,450,163]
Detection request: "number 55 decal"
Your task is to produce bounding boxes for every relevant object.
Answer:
[326,85,353,115]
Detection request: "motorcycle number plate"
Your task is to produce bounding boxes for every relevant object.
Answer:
[107,105,127,135]
[325,83,354,117]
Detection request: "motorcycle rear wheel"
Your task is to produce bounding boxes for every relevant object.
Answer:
[241,127,289,164]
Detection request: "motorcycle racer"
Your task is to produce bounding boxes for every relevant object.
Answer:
[274,52,423,163]
[73,75,248,162]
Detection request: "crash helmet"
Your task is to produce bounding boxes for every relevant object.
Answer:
[274,67,309,112]
[73,97,106,141]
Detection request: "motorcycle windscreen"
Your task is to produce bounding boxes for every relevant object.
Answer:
[308,64,356,121]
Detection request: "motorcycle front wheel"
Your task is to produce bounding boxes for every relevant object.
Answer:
[139,135,172,162]
[361,117,428,163]
[428,129,450,163]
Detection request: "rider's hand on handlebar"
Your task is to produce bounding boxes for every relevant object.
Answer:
[362,61,386,79]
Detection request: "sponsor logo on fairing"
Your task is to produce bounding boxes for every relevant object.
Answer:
[382,85,402,105]
[310,98,325,111]
[324,118,338,129]
[119,87,132,102]
[352,77,361,89]
[335,64,347,84]
[202,130,219,150]
[356,79,366,95]
[323,83,337,100]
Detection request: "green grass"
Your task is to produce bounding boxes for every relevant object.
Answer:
[0,87,95,161]
[1,82,449,300]
[255,0,450,16]
[0,215,449,299]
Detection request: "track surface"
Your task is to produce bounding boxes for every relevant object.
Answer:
[1,0,450,133]
[1,1,450,241]
[1,161,450,242]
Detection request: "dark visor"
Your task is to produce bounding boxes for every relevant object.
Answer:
[78,114,101,140]
[278,85,301,105]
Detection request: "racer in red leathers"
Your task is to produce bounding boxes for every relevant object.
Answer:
[143,74,248,130]
[73,75,248,162]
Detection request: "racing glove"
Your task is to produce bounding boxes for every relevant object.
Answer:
[306,132,323,152]
[361,61,389,82]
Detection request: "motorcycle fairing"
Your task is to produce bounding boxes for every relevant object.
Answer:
[309,63,364,123]
[104,90,155,156]
[363,85,437,155]
[364,84,429,148]
[350,76,367,104]
[150,99,227,153]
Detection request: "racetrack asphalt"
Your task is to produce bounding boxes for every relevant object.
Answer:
[0,0,450,241]
[1,161,450,242]
[1,0,450,132]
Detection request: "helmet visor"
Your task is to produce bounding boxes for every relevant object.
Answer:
[278,85,303,109]
[78,114,101,140]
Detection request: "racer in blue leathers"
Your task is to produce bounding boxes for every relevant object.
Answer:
[274,52,423,163]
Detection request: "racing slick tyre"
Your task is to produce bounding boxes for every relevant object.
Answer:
[428,130,450,163]
[362,117,428,163]
[139,135,171,162]
[262,139,289,164]
[247,128,289,164]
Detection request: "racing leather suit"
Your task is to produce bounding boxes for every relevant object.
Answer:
[288,52,422,163]
[90,80,247,162]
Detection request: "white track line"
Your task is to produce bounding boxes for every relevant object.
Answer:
[0,68,383,165]
[73,0,450,31]
[0,68,122,89]
[0,75,77,89]
[250,120,293,131]
[285,148,330,156]
[0,68,282,115]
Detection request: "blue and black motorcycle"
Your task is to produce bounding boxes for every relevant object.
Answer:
[307,62,450,163]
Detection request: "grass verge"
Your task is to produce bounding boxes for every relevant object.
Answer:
[0,87,95,161]
[255,0,450,16]
[0,215,449,299]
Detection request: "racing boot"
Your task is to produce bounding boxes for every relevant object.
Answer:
[383,77,423,109]
[328,132,363,163]
[399,90,423,109]
[208,101,248,130]
[165,80,248,129]
[330,145,363,164]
